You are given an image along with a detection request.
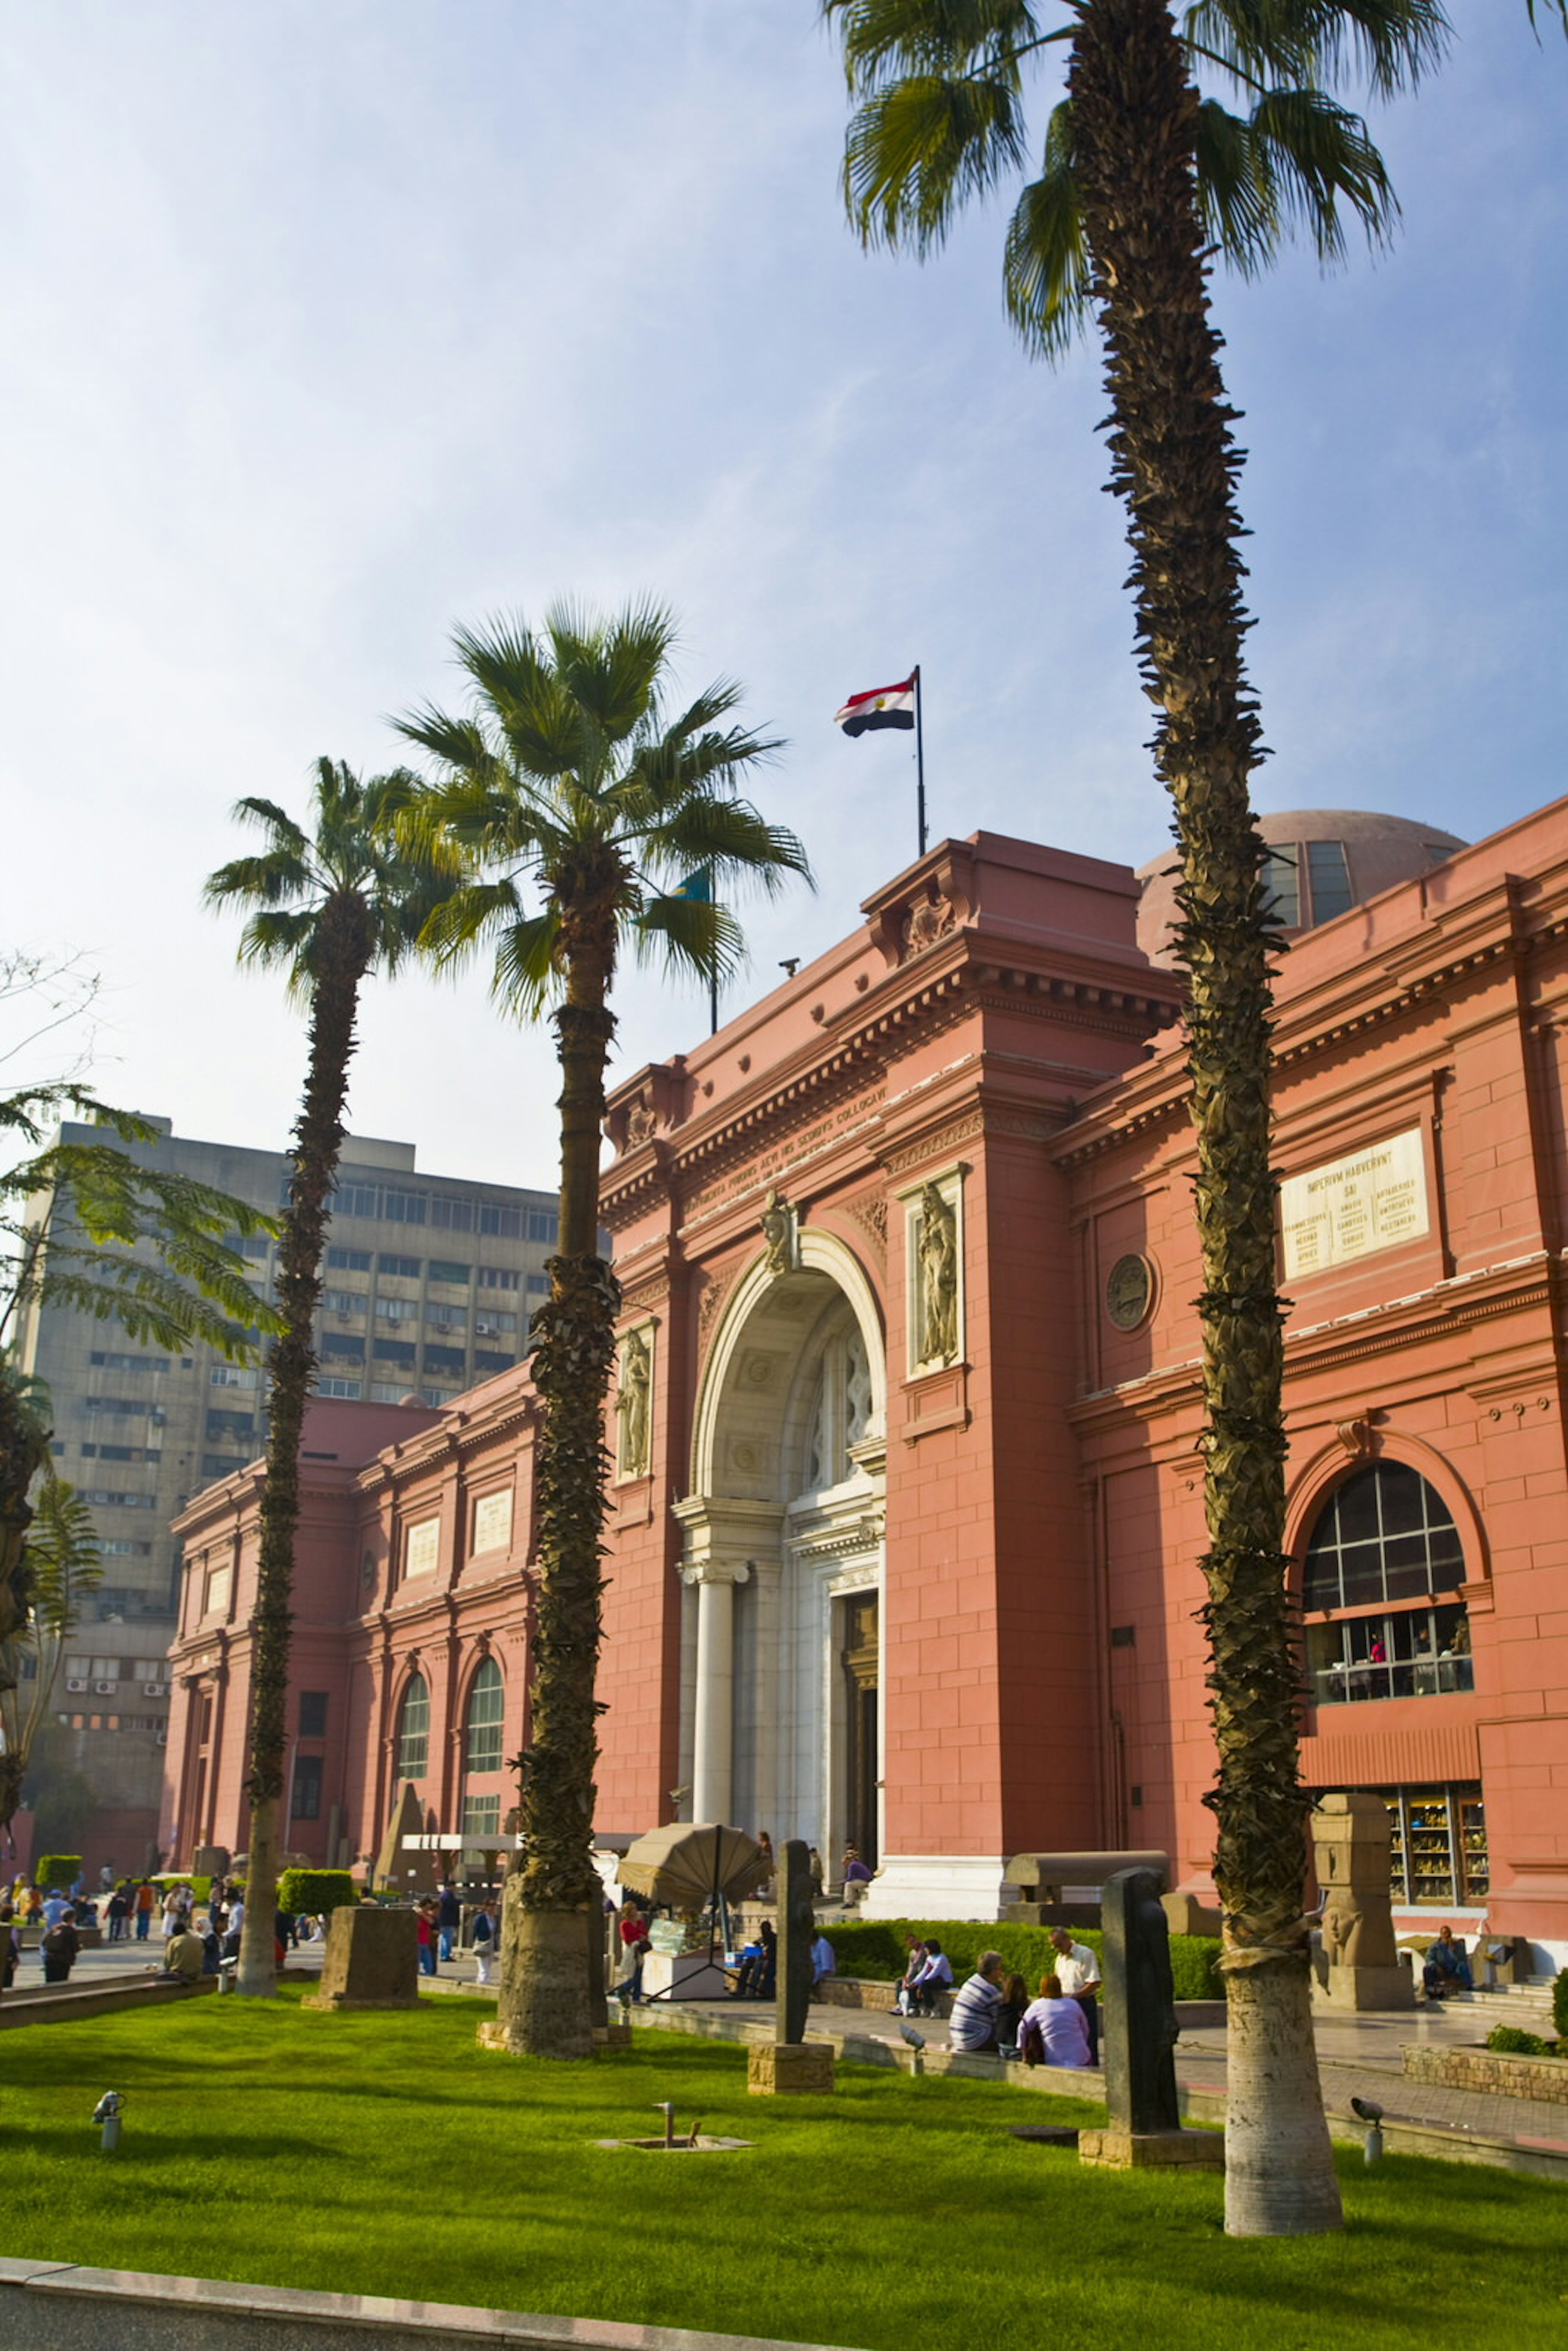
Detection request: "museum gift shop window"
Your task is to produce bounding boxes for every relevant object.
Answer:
[1302,1463,1471,1707]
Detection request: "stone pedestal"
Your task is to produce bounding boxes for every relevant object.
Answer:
[1078,2127,1224,2171]
[748,2041,835,2095]
[301,1905,419,2010]
[1312,1792,1415,2013]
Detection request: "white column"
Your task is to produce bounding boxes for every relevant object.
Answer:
[684,1561,748,1825]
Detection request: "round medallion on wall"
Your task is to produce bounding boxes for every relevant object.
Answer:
[1105,1253,1154,1331]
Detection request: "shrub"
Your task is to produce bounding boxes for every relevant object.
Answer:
[820,1918,1222,2001]
[277,1869,359,1919]
[151,1873,212,1902]
[1555,1968,1568,2042]
[1486,2024,1551,2057]
[33,1854,82,1891]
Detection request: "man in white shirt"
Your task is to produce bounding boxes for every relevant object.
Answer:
[1049,1927,1102,2064]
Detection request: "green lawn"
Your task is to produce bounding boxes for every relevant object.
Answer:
[2,1989,1562,2351]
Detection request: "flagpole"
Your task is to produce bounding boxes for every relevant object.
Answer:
[914,664,927,858]
[710,972,718,1037]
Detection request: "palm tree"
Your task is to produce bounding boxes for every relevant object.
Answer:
[825,0,1561,2235]
[2,1080,278,1865]
[204,758,443,1997]
[396,599,811,2059]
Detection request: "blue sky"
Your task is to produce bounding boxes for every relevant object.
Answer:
[4,4,1564,1189]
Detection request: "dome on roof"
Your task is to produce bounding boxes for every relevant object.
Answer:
[1136,808,1468,969]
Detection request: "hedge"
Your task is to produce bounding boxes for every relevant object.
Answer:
[1487,2024,1561,2058]
[33,1854,82,1891]
[821,1918,1223,2003]
[277,1868,360,1918]
[151,1873,213,1903]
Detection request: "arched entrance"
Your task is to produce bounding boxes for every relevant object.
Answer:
[675,1230,886,1869]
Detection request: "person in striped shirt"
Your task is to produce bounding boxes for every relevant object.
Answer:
[947,1950,1007,2054]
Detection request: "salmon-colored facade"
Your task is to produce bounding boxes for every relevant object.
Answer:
[162,801,1568,1963]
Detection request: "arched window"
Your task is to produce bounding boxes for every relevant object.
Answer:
[465,1657,504,1774]
[806,1323,873,1491]
[1302,1465,1472,1706]
[395,1674,429,1780]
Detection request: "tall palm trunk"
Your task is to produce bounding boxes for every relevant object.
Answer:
[1069,0,1340,2235]
[495,880,620,2058]
[237,892,372,1997]
[0,1383,47,1896]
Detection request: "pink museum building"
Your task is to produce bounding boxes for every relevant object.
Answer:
[162,796,1568,1960]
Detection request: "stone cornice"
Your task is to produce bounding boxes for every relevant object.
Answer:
[1069,1251,1560,1430]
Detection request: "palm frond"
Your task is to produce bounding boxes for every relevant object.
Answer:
[829,0,1042,90]
[1243,82,1400,265]
[845,70,1029,252]
[634,893,750,987]
[203,850,315,913]
[491,909,563,1019]
[643,797,813,897]
[1003,98,1091,358]
[417,878,526,970]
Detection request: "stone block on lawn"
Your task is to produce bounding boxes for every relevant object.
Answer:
[302,1904,420,2010]
[748,2041,835,2095]
[1078,2127,1224,2171]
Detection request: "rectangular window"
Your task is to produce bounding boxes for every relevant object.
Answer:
[207,1409,257,1440]
[478,1267,520,1291]
[526,1273,550,1296]
[474,1351,516,1375]
[382,1189,428,1226]
[327,1247,372,1272]
[376,1296,419,1322]
[100,1540,152,1557]
[1308,1603,1472,1706]
[403,1518,440,1579]
[81,1489,159,1509]
[471,1489,513,1556]
[290,1754,323,1821]
[89,1352,169,1373]
[370,1381,412,1403]
[321,1289,363,1316]
[210,1365,262,1389]
[526,1209,557,1244]
[241,1233,271,1259]
[378,1254,422,1280]
[1260,846,1300,927]
[316,1376,361,1399]
[1382,1787,1488,1907]
[428,1260,471,1286]
[299,1690,329,1737]
[474,1310,517,1337]
[373,1338,417,1367]
[425,1305,466,1332]
[479,1203,523,1239]
[1306,839,1353,924]
[461,1794,502,1839]
[202,1453,251,1479]
[321,1333,365,1361]
[423,1344,466,1375]
[334,1182,379,1219]
[81,1397,147,1418]
[430,1195,476,1233]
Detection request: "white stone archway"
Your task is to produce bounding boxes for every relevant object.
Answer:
[675,1229,886,1866]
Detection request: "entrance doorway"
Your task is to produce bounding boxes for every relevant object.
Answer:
[842,1592,880,1867]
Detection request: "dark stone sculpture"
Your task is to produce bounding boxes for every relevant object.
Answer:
[1101,1865,1181,2135]
[777,1837,813,2046]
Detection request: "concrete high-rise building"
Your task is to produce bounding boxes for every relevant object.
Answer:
[15,1120,558,1874]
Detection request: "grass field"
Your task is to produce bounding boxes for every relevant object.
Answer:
[2,1989,1564,2350]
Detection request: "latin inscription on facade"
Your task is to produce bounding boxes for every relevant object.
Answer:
[1280,1129,1428,1280]
[403,1518,440,1578]
[471,1488,513,1556]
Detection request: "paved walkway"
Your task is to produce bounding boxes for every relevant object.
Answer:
[670,1990,1568,2178]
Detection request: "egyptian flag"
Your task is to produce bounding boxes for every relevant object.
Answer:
[834,673,916,737]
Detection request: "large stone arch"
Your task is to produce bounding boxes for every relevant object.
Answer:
[675,1229,887,1865]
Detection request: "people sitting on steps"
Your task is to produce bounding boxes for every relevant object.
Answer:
[1423,1924,1474,2002]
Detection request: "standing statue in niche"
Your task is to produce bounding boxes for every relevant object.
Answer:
[761,1189,797,1277]
[616,1327,651,1479]
[917,1183,958,1364]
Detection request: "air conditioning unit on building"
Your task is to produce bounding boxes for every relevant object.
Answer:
[95,1679,118,1695]
[65,1677,87,1692]
[143,1681,168,1699]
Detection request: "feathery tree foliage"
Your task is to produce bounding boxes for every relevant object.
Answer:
[1,1060,277,1869]
[0,1473,102,1846]
[827,0,1564,2235]
[396,599,811,2059]
[204,758,446,1999]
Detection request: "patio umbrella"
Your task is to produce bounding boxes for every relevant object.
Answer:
[618,1823,770,1911]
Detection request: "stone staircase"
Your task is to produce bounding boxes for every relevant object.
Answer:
[1448,1978,1559,2033]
